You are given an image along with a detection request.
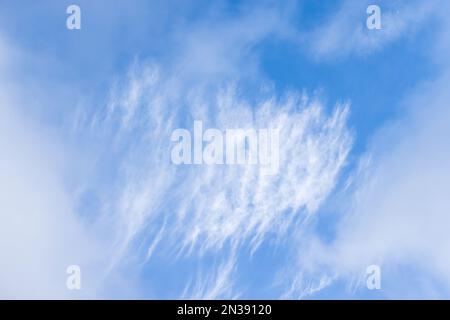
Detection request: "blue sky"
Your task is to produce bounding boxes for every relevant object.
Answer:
[1,0,450,299]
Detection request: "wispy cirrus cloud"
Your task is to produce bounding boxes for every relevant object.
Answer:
[83,61,353,297]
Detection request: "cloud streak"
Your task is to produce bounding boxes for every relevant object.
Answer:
[86,61,353,297]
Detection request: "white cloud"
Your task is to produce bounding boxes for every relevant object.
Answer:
[181,249,239,299]
[284,2,450,298]
[307,0,439,59]
[0,35,135,299]
[0,65,101,299]
[88,62,352,297]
